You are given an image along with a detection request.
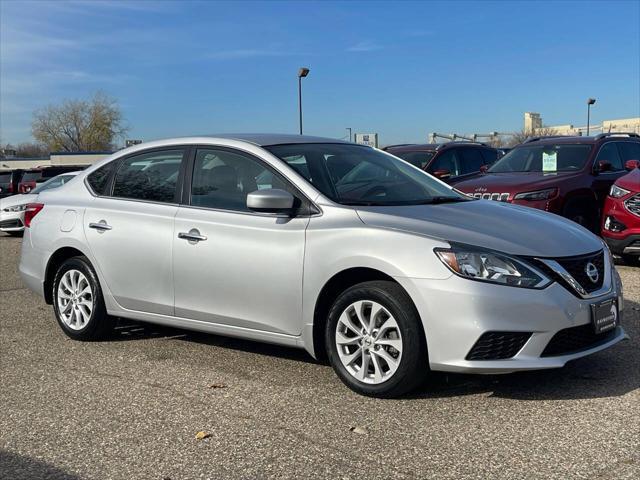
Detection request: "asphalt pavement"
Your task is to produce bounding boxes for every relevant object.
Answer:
[1,234,639,479]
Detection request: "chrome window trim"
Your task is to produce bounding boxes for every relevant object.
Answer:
[536,251,612,299]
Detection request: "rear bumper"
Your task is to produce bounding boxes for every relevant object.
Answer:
[18,229,47,299]
[0,211,25,232]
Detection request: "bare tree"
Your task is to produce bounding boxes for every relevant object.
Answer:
[506,126,559,147]
[32,92,128,152]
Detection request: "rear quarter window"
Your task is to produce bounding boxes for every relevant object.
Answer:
[87,161,117,196]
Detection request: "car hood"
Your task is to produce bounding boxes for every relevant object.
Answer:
[616,168,640,193]
[356,200,602,258]
[454,171,582,193]
[0,194,37,210]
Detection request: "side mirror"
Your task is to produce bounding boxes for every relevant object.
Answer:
[247,189,295,213]
[480,164,489,173]
[597,160,612,172]
[625,159,640,171]
[432,168,451,179]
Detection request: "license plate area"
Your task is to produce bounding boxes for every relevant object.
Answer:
[591,298,618,335]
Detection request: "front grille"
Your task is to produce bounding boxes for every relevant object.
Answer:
[555,251,605,294]
[624,193,640,217]
[0,218,23,229]
[466,331,532,360]
[471,192,510,202]
[541,323,617,357]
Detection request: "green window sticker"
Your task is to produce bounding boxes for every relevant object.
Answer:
[542,151,557,172]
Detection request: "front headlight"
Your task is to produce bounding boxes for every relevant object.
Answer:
[435,246,551,288]
[609,184,630,198]
[3,204,28,213]
[513,188,558,201]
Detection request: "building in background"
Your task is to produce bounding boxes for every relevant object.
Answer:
[524,112,640,136]
[354,133,379,147]
[0,151,111,172]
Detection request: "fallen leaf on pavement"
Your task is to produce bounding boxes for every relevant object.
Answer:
[208,383,227,389]
[195,431,212,440]
[349,426,368,434]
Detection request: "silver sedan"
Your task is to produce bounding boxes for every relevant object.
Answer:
[19,135,626,397]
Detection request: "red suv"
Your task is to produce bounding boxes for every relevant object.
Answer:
[18,169,43,193]
[383,142,499,184]
[602,162,640,265]
[455,133,640,232]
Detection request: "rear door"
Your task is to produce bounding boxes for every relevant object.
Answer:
[84,148,187,316]
[172,146,309,335]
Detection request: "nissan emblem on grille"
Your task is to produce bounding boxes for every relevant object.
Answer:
[585,262,599,283]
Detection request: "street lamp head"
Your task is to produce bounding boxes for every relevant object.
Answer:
[587,98,596,105]
[298,67,310,78]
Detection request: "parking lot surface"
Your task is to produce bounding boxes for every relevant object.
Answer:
[1,234,639,479]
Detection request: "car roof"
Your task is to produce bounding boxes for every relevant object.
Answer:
[386,142,492,152]
[519,133,640,146]
[200,133,351,146]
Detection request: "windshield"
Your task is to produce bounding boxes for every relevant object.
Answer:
[32,174,76,194]
[265,143,467,206]
[489,144,592,173]
[392,151,435,169]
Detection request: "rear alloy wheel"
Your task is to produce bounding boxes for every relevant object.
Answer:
[326,280,428,398]
[53,256,114,340]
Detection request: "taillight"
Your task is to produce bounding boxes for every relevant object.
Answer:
[24,203,44,228]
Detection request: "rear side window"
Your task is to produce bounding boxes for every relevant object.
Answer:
[459,148,486,175]
[0,173,11,182]
[87,161,117,195]
[22,172,42,181]
[112,149,185,203]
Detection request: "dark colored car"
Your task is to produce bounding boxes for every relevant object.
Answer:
[0,169,24,198]
[17,165,89,194]
[455,133,640,232]
[602,162,640,265]
[383,142,499,184]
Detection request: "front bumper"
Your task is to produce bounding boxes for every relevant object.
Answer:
[396,266,626,374]
[603,234,640,256]
[0,210,25,231]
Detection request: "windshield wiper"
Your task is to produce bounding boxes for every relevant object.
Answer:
[421,196,470,204]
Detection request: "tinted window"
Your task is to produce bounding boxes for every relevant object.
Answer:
[460,148,486,175]
[266,143,465,206]
[22,172,42,181]
[480,148,498,164]
[87,161,117,195]
[393,151,435,169]
[595,143,624,171]
[489,144,592,173]
[617,142,640,163]
[191,148,291,212]
[0,173,10,182]
[429,150,460,177]
[113,150,184,203]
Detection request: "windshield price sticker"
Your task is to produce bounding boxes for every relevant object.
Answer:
[542,151,557,172]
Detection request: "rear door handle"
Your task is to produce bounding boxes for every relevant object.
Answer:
[178,230,207,242]
[89,221,112,231]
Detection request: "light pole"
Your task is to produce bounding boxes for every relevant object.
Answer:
[586,98,596,136]
[298,67,310,135]
[346,127,352,142]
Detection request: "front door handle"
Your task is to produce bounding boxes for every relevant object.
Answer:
[89,221,112,231]
[178,229,207,242]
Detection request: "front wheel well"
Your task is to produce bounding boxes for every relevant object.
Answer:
[312,267,408,362]
[44,247,86,304]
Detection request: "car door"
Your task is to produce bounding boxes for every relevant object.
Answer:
[172,147,309,335]
[456,147,487,180]
[84,148,187,316]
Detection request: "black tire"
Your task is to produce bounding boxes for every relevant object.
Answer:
[563,199,598,233]
[325,280,428,398]
[622,254,640,266]
[52,256,114,340]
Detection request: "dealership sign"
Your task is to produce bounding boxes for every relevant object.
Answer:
[354,133,379,148]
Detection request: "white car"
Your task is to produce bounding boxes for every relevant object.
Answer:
[0,171,80,235]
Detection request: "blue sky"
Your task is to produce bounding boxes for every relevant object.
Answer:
[1,0,639,145]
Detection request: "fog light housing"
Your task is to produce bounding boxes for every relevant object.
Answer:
[604,216,626,233]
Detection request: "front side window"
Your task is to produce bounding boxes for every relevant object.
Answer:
[113,149,184,203]
[266,143,465,206]
[429,150,460,177]
[489,144,592,173]
[191,148,292,212]
[393,151,435,169]
[22,171,42,181]
[617,142,640,163]
[460,148,486,175]
[595,143,623,171]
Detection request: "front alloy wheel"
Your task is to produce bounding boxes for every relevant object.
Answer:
[326,280,428,397]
